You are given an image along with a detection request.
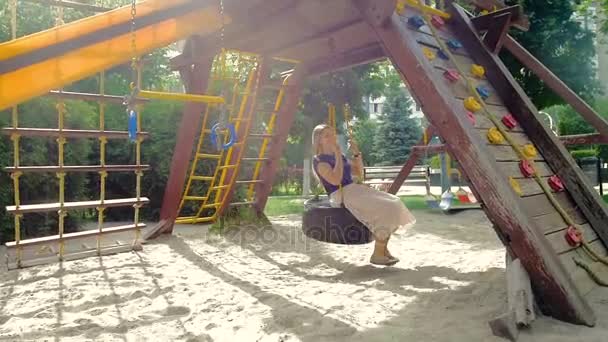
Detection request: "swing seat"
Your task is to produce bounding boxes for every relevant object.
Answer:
[302,198,373,245]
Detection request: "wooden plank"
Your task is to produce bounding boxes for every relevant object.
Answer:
[5,223,146,248]
[443,75,504,106]
[7,244,136,270]
[477,129,532,146]
[480,12,511,54]
[533,206,587,234]
[452,5,608,255]
[497,161,553,178]
[156,57,214,237]
[559,252,599,297]
[513,177,546,197]
[356,0,595,325]
[520,192,577,218]
[474,104,524,132]
[7,197,149,214]
[485,145,544,162]
[560,133,608,146]
[388,126,435,194]
[253,68,305,212]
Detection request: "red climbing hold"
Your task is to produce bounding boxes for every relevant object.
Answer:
[548,175,565,192]
[519,160,535,177]
[565,226,582,247]
[443,69,460,82]
[501,114,517,129]
[466,111,476,125]
[431,15,445,28]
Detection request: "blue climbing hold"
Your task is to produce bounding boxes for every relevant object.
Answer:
[408,15,425,29]
[437,49,449,60]
[447,39,462,50]
[476,85,490,100]
[210,123,237,151]
[128,109,137,142]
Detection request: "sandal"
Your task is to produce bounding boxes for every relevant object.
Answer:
[370,255,400,266]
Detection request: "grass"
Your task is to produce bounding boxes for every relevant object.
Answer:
[264,195,434,217]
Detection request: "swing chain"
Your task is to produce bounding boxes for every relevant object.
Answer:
[123,0,139,111]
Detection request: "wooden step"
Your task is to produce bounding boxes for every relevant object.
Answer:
[7,197,150,214]
[2,128,149,140]
[236,180,263,184]
[229,201,254,207]
[5,223,146,248]
[190,176,214,181]
[183,196,208,201]
[248,133,274,139]
[241,158,269,162]
[5,165,149,173]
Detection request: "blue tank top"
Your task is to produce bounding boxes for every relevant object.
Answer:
[313,153,353,194]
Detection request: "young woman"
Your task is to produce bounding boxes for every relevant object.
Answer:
[311,124,416,266]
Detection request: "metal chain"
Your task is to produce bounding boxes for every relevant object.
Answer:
[130,0,138,91]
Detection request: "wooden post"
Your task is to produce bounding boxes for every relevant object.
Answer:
[503,35,608,139]
[354,0,595,325]
[388,126,436,194]
[253,68,305,213]
[149,58,214,238]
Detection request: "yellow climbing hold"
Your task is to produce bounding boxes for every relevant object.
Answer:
[522,144,537,159]
[509,177,523,196]
[396,1,405,14]
[422,47,436,60]
[471,64,485,78]
[464,97,482,112]
[487,127,504,144]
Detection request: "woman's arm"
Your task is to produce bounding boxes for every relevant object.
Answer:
[316,148,344,185]
[350,154,364,180]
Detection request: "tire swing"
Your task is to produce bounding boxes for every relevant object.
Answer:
[301,103,373,245]
[301,186,373,245]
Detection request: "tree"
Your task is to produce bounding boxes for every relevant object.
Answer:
[352,119,378,166]
[499,0,601,108]
[373,87,422,166]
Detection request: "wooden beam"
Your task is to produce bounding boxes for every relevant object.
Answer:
[20,0,113,12]
[387,126,436,194]
[466,0,529,31]
[471,5,519,30]
[412,143,446,154]
[503,35,608,139]
[449,3,598,324]
[153,57,215,238]
[479,12,511,53]
[253,68,305,212]
[560,133,608,146]
[307,43,386,76]
[356,0,594,325]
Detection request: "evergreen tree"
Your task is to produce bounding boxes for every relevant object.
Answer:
[373,87,422,166]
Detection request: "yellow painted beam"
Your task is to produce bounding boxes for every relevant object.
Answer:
[138,90,225,104]
[0,2,231,111]
[397,0,451,19]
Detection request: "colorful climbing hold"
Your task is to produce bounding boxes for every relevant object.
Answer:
[443,69,460,82]
[501,114,517,129]
[519,159,535,178]
[464,97,481,112]
[476,85,490,100]
[565,226,582,247]
[437,49,449,60]
[522,144,537,159]
[509,177,523,196]
[471,64,485,78]
[408,15,425,29]
[422,47,436,60]
[548,175,565,192]
[466,111,476,125]
[395,1,405,14]
[447,39,462,50]
[431,15,445,28]
[487,127,504,144]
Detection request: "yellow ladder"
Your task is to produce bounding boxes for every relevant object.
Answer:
[175,51,261,224]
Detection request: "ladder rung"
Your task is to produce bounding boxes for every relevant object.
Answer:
[197,153,222,159]
[211,185,229,190]
[231,118,250,122]
[218,165,237,170]
[190,176,214,181]
[7,197,150,214]
[229,201,254,207]
[201,203,221,208]
[236,180,263,184]
[183,196,208,201]
[5,165,150,173]
[5,223,146,248]
[242,158,269,162]
[2,128,149,140]
[248,133,274,139]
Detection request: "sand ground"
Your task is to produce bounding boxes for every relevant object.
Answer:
[2,209,608,341]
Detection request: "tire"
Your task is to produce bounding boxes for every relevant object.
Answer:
[301,199,373,245]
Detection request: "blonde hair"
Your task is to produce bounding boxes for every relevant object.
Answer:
[312,124,331,156]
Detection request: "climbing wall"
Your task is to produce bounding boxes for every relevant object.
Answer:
[360,1,608,325]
